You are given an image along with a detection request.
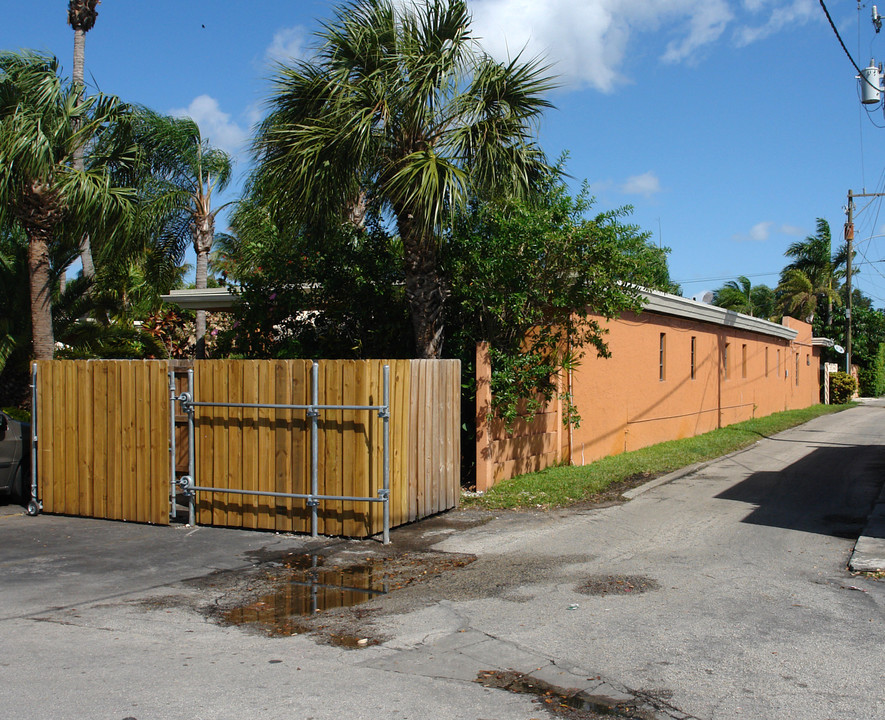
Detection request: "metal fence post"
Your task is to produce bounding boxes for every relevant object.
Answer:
[28,363,40,516]
[382,364,390,544]
[168,371,177,520]
[187,368,196,527]
[310,361,320,538]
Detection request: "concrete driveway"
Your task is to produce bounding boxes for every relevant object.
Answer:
[1,401,883,720]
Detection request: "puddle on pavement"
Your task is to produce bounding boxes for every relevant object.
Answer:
[224,554,388,637]
[475,670,658,719]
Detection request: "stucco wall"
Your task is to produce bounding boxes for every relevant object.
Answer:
[475,302,823,492]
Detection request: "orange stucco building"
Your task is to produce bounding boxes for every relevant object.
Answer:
[475,289,830,491]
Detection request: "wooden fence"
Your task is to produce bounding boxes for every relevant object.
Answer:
[35,359,460,536]
[35,360,171,524]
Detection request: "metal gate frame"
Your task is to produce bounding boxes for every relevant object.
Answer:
[170,361,392,543]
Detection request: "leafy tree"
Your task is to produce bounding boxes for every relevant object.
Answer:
[0,51,133,360]
[252,0,555,359]
[445,171,672,426]
[67,0,101,280]
[219,196,411,359]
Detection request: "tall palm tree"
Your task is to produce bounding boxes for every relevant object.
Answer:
[67,0,101,280]
[0,51,133,360]
[123,110,233,357]
[781,218,844,325]
[253,0,555,358]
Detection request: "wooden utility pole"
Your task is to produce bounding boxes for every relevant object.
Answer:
[846,191,854,374]
[845,190,885,373]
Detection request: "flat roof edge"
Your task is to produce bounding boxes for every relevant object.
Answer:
[639,288,798,340]
[161,287,238,310]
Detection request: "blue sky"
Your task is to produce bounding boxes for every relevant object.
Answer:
[6,0,885,304]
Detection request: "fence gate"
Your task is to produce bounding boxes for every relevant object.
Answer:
[32,360,171,524]
[175,360,393,542]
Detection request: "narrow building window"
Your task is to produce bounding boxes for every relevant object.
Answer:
[741,344,748,379]
[724,342,730,380]
[765,347,769,377]
[690,336,697,380]
[777,349,781,376]
[795,352,800,385]
[659,333,666,381]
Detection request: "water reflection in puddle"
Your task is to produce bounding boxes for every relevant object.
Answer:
[224,554,388,634]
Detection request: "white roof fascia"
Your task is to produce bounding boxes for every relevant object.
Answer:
[638,288,798,341]
[161,287,238,310]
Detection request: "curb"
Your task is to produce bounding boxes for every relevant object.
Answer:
[849,481,885,573]
[621,442,761,500]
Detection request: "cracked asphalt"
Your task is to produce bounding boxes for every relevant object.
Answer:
[1,401,884,719]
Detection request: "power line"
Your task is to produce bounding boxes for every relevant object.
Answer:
[819,0,878,86]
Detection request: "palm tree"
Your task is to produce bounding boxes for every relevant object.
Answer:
[713,276,754,315]
[123,110,233,357]
[777,268,817,322]
[781,218,844,325]
[0,51,133,360]
[253,0,555,358]
[67,0,101,280]
[713,276,776,319]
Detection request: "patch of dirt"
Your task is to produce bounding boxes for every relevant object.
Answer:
[475,670,659,719]
[555,473,666,511]
[576,575,661,596]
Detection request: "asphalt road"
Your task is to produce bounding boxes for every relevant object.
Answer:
[1,401,884,720]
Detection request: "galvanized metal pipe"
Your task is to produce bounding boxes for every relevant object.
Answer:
[382,364,390,545]
[168,371,177,520]
[188,401,385,412]
[187,368,196,527]
[310,361,319,538]
[185,484,386,503]
[29,363,39,514]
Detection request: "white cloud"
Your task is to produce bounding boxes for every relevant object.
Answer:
[734,0,817,46]
[621,171,662,197]
[469,0,735,91]
[731,221,801,242]
[749,221,774,240]
[266,25,310,63]
[169,95,249,157]
[780,224,805,236]
[468,0,807,91]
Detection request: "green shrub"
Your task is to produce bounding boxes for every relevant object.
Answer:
[830,371,858,404]
[858,343,885,397]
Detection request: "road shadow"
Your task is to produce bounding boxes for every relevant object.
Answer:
[715,444,885,539]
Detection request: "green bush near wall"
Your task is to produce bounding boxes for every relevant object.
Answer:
[857,343,885,398]
[831,371,858,404]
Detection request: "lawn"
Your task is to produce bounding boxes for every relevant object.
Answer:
[463,403,855,510]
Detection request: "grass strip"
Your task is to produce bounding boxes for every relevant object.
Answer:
[463,403,856,510]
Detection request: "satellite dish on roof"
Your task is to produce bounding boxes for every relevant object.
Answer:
[834,344,845,354]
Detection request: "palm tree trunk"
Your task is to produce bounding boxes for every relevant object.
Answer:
[27,230,55,360]
[397,210,446,359]
[194,249,208,359]
[72,27,95,280]
[193,212,214,359]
